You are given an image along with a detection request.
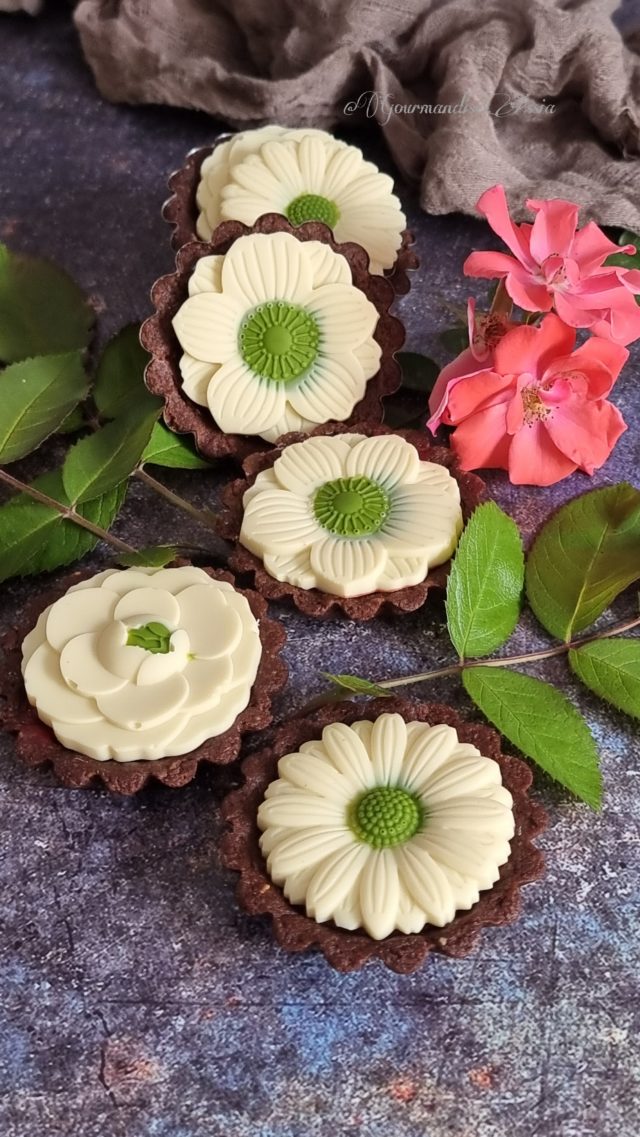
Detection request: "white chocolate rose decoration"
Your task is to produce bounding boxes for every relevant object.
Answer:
[258,713,515,940]
[21,567,262,762]
[239,433,463,597]
[172,231,381,443]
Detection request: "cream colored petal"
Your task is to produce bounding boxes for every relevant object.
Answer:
[414,830,507,894]
[221,232,313,306]
[97,620,144,681]
[331,890,364,932]
[276,751,354,801]
[307,241,352,287]
[23,642,102,725]
[396,885,429,935]
[99,569,159,595]
[179,353,218,406]
[295,134,330,190]
[258,403,316,444]
[177,585,244,658]
[273,435,353,492]
[287,352,367,423]
[304,843,370,924]
[400,724,461,795]
[305,284,378,352]
[369,712,407,786]
[396,844,457,927]
[320,144,368,198]
[97,673,189,730]
[345,434,420,489]
[21,608,49,669]
[59,633,128,697]
[45,589,117,653]
[264,827,352,879]
[196,139,234,236]
[114,587,181,629]
[220,157,290,218]
[427,796,515,837]
[229,124,290,164]
[52,712,189,763]
[282,865,319,907]
[67,569,119,593]
[309,535,387,598]
[248,140,307,197]
[383,486,463,560]
[240,487,321,554]
[359,849,401,940]
[336,204,404,273]
[207,359,286,435]
[172,292,243,364]
[135,632,190,687]
[181,656,233,711]
[320,722,374,789]
[146,567,213,593]
[188,254,225,296]
[349,719,373,750]
[418,750,503,803]
[353,336,382,379]
[263,548,317,590]
[377,554,430,591]
[242,467,279,506]
[258,793,346,829]
[163,680,254,754]
[228,623,262,687]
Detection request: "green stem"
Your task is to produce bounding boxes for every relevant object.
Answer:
[0,467,136,554]
[304,612,640,712]
[134,467,218,532]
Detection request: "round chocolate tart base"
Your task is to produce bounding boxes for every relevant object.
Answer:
[218,422,487,620]
[141,214,405,464]
[0,568,287,794]
[219,697,547,974]
[162,140,419,295]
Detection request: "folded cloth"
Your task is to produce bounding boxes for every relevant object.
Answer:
[74,0,640,227]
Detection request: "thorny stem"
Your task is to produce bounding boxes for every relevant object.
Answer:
[134,467,219,532]
[302,612,640,712]
[0,467,136,554]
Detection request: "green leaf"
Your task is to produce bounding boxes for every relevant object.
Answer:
[0,352,88,464]
[462,666,602,808]
[117,545,178,568]
[141,421,210,469]
[0,470,127,583]
[439,325,468,356]
[0,244,93,362]
[397,352,440,394]
[94,324,160,420]
[446,502,524,659]
[525,483,640,642]
[62,404,159,505]
[56,406,87,435]
[569,639,640,720]
[322,673,392,698]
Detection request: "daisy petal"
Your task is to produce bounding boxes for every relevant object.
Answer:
[172,292,243,364]
[207,359,286,435]
[277,751,355,800]
[427,796,515,834]
[321,722,374,788]
[396,844,457,927]
[221,232,313,306]
[264,828,353,878]
[257,793,346,829]
[309,535,387,597]
[304,844,370,923]
[307,241,352,287]
[240,487,321,553]
[400,724,461,794]
[370,712,407,785]
[359,849,401,939]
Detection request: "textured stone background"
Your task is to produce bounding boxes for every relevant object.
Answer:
[1,7,639,1136]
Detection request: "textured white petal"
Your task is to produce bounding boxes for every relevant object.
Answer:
[196,139,234,236]
[221,232,313,306]
[417,750,503,803]
[377,554,430,591]
[277,751,354,801]
[258,793,346,829]
[273,435,353,492]
[207,359,286,435]
[321,145,368,198]
[264,828,353,879]
[396,844,457,927]
[427,796,515,837]
[400,724,461,795]
[45,589,117,653]
[181,656,233,711]
[287,352,366,423]
[263,548,317,591]
[296,134,330,190]
[369,712,407,786]
[112,566,212,594]
[179,353,219,406]
[59,633,128,697]
[97,673,189,730]
[305,284,378,352]
[304,843,370,923]
[320,722,374,788]
[241,486,321,554]
[415,830,507,894]
[177,585,244,658]
[353,336,382,379]
[309,536,387,597]
[114,588,181,629]
[53,713,189,763]
[349,719,374,750]
[345,434,420,489]
[172,292,243,364]
[307,241,352,287]
[188,254,225,296]
[359,849,401,940]
[258,403,316,443]
[23,642,102,725]
[382,482,463,560]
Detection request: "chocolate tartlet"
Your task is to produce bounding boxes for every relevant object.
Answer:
[219,697,547,973]
[162,139,419,295]
[218,422,486,620]
[0,567,287,794]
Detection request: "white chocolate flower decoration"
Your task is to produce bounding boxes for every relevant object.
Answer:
[258,713,515,940]
[172,232,381,443]
[21,567,262,762]
[219,132,406,275]
[240,433,463,597]
[196,125,339,241]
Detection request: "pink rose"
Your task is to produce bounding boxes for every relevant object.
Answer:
[428,314,628,487]
[464,185,640,346]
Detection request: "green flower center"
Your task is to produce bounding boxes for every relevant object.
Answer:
[313,476,390,537]
[286,193,340,229]
[239,302,319,383]
[126,621,172,654]
[349,786,424,849]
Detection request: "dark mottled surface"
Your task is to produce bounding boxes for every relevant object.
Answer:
[1,8,639,1136]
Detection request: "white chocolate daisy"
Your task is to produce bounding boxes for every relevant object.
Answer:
[239,433,463,597]
[219,132,406,274]
[172,232,381,443]
[196,125,338,241]
[258,713,515,940]
[21,567,262,762]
